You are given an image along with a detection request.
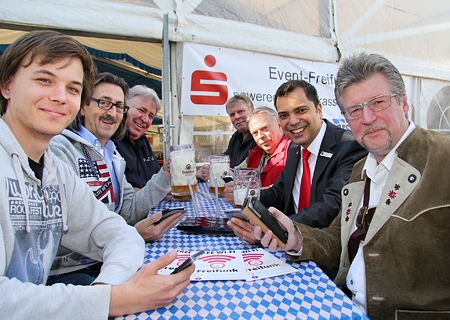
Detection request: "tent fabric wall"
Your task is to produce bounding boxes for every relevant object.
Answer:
[335,0,450,82]
[0,0,338,65]
[0,27,164,124]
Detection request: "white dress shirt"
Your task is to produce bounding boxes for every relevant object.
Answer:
[292,120,327,211]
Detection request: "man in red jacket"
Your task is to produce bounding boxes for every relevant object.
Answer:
[239,106,291,187]
[225,106,291,240]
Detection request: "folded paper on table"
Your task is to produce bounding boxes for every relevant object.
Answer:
[158,248,297,281]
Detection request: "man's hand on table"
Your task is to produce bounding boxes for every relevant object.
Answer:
[135,211,184,242]
[254,207,303,253]
[227,217,261,245]
[109,250,194,317]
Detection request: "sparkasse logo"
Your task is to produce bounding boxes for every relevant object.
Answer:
[190,54,228,105]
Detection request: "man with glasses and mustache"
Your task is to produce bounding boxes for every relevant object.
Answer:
[255,53,450,319]
[48,72,183,285]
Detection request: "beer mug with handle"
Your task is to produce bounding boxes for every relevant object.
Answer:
[209,155,230,197]
[170,144,197,200]
[233,168,261,208]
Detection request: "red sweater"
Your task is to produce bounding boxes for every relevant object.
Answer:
[246,136,291,187]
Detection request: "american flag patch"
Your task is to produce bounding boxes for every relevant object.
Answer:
[78,158,115,204]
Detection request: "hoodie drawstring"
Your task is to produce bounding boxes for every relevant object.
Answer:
[12,153,32,233]
[57,171,69,232]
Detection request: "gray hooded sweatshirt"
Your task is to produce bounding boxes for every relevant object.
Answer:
[0,119,144,318]
[48,129,170,275]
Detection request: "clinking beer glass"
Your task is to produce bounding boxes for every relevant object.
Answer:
[170,144,197,201]
[209,155,230,197]
[233,168,261,208]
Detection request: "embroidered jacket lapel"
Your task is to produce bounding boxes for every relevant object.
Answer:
[340,180,365,250]
[364,156,421,243]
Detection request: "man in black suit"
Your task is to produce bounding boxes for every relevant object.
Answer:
[227,80,367,243]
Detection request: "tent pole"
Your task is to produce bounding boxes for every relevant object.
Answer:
[162,13,171,160]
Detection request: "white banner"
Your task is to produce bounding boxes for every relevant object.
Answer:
[181,43,346,126]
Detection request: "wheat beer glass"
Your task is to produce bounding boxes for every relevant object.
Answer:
[170,144,197,200]
[209,155,230,197]
[233,168,261,208]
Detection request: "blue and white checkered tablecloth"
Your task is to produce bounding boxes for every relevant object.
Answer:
[119,183,369,320]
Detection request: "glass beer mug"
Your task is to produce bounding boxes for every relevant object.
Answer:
[233,168,261,208]
[169,144,197,201]
[209,155,230,197]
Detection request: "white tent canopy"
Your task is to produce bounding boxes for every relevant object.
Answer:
[1,0,450,140]
[2,0,449,79]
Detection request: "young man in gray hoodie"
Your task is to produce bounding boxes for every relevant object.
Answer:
[0,30,193,319]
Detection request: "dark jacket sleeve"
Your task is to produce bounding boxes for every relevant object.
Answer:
[261,125,367,229]
[290,133,367,227]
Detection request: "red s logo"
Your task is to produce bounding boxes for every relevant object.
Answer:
[190,55,228,105]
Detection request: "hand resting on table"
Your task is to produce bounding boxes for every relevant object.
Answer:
[109,250,194,316]
[135,211,184,242]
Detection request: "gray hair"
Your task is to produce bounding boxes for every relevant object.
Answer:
[128,85,162,114]
[335,53,405,111]
[248,106,279,124]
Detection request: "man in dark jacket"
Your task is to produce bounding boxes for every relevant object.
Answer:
[223,93,256,168]
[114,85,162,190]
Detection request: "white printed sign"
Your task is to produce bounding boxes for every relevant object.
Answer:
[181,42,345,125]
[158,248,296,281]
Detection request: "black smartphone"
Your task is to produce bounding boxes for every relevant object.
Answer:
[155,206,185,225]
[176,217,234,235]
[171,250,205,274]
[221,176,234,183]
[241,197,288,248]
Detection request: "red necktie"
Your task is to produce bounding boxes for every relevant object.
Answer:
[298,149,311,211]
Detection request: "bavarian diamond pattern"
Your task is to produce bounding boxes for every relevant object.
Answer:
[118,183,368,320]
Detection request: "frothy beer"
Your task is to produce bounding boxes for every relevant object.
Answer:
[234,189,247,208]
[170,144,197,201]
[234,188,259,208]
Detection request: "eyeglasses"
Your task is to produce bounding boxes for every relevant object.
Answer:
[90,98,129,114]
[341,94,398,120]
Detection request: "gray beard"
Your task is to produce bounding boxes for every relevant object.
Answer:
[362,135,393,156]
